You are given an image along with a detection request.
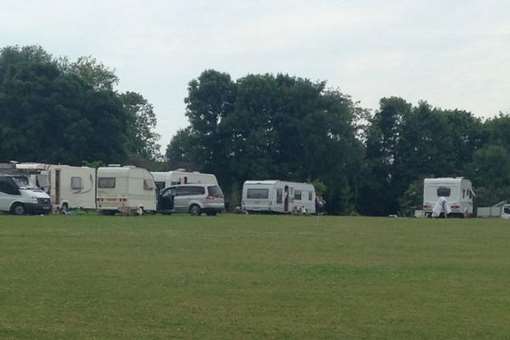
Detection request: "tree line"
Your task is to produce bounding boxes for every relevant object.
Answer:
[1,46,509,215]
[167,70,510,215]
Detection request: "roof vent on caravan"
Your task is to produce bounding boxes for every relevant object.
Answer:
[107,164,121,167]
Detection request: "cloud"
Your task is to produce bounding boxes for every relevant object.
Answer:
[1,0,509,149]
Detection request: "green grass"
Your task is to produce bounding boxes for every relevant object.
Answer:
[1,214,510,339]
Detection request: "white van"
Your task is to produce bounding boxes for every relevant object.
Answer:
[97,166,157,215]
[423,178,475,217]
[0,175,51,215]
[151,170,218,191]
[16,163,96,212]
[242,180,316,214]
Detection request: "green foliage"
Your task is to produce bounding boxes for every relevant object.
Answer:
[168,71,363,214]
[0,45,160,165]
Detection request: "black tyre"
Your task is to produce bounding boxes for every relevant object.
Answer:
[11,203,26,216]
[206,211,217,216]
[61,203,69,214]
[189,204,201,216]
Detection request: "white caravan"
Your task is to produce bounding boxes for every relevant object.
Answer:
[423,178,475,217]
[151,170,218,191]
[16,163,96,211]
[241,180,316,214]
[97,165,157,215]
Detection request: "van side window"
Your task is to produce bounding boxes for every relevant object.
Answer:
[143,179,154,190]
[0,177,20,195]
[98,177,116,189]
[71,177,83,190]
[294,190,302,200]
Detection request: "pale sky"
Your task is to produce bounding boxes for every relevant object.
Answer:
[2,0,509,150]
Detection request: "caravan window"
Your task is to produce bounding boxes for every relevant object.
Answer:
[309,191,313,201]
[247,188,269,199]
[143,179,154,191]
[98,177,116,189]
[437,187,451,197]
[276,189,283,204]
[71,177,83,190]
[294,190,302,200]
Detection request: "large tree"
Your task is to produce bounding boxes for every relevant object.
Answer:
[0,45,159,164]
[168,71,363,213]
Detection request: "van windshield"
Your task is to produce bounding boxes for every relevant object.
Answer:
[11,176,29,187]
[208,185,224,198]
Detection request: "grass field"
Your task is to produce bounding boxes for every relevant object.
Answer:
[1,214,510,339]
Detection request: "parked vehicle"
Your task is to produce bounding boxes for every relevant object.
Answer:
[16,163,97,212]
[151,170,218,191]
[96,166,157,215]
[423,178,475,217]
[241,180,316,214]
[502,204,510,220]
[158,183,224,216]
[0,175,51,215]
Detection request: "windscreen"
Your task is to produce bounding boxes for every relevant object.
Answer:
[12,176,29,187]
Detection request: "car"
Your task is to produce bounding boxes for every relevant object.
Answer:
[158,184,225,216]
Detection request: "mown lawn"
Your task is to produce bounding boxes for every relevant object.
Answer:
[1,214,509,339]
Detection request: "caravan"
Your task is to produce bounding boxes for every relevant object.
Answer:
[97,165,157,215]
[241,180,316,214]
[151,170,218,191]
[16,163,96,212]
[423,178,475,217]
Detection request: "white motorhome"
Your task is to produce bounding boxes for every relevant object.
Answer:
[151,170,218,191]
[16,163,96,211]
[423,178,475,217]
[0,175,51,215]
[241,180,316,214]
[97,165,157,215]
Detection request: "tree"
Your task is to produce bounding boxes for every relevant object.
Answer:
[121,91,161,160]
[169,70,363,214]
[0,45,157,165]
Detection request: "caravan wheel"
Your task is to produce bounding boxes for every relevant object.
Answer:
[137,207,144,216]
[61,203,69,215]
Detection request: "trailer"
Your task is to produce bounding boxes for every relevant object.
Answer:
[241,180,316,214]
[423,178,475,217]
[15,163,97,212]
[151,170,218,191]
[97,165,157,215]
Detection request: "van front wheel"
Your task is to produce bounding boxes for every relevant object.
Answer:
[189,205,201,216]
[11,203,26,216]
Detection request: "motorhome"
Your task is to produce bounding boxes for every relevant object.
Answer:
[241,180,316,214]
[423,178,475,217]
[151,170,218,191]
[97,165,157,215]
[16,163,96,211]
[0,175,51,215]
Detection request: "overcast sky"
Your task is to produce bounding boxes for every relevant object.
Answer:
[2,0,509,149]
